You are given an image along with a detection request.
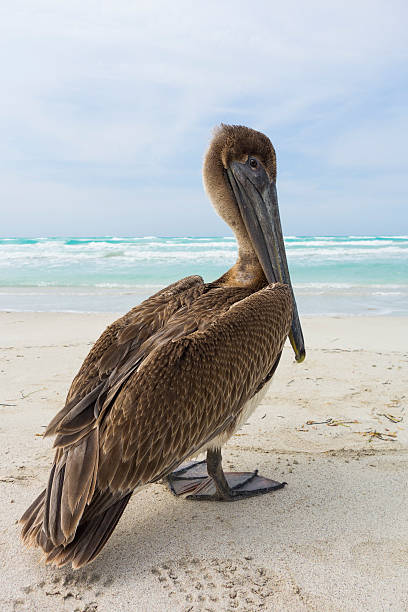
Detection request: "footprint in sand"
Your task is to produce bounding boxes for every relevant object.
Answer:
[14,571,114,612]
[150,557,310,611]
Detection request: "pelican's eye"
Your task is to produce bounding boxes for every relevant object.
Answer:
[249,157,258,169]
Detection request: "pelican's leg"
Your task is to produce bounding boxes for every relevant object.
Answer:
[200,447,236,500]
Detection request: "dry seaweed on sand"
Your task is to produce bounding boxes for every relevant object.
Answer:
[327,418,359,427]
[355,429,398,441]
[305,417,359,427]
[378,413,403,423]
[306,418,332,425]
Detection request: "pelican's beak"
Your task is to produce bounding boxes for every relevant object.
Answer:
[226,161,305,363]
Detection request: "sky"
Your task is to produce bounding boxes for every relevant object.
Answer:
[1,1,407,237]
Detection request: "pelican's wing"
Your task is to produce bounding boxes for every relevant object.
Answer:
[97,283,292,492]
[70,275,205,399]
[45,275,205,436]
[20,276,205,551]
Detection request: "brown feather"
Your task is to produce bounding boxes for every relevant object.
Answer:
[45,382,104,437]
[47,461,66,545]
[43,493,132,569]
[20,489,46,544]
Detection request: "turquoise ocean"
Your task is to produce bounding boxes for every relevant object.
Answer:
[0,236,407,315]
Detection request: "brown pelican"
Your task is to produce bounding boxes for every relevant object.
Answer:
[20,124,305,569]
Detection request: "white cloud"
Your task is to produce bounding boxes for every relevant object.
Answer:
[0,0,407,233]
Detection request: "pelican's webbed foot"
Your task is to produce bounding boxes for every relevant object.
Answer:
[166,459,209,496]
[166,449,286,501]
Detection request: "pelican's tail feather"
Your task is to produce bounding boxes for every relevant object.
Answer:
[20,488,132,568]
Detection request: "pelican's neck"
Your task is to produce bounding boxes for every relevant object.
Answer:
[202,128,267,289]
[216,227,267,289]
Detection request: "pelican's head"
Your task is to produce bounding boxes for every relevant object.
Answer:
[203,124,305,363]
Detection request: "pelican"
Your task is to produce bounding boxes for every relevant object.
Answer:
[20,124,305,569]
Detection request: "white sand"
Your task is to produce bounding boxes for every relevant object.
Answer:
[0,312,407,611]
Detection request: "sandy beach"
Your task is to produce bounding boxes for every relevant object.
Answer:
[0,311,407,611]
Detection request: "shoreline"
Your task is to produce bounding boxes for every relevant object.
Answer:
[0,312,407,610]
[1,283,407,317]
[1,309,408,317]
